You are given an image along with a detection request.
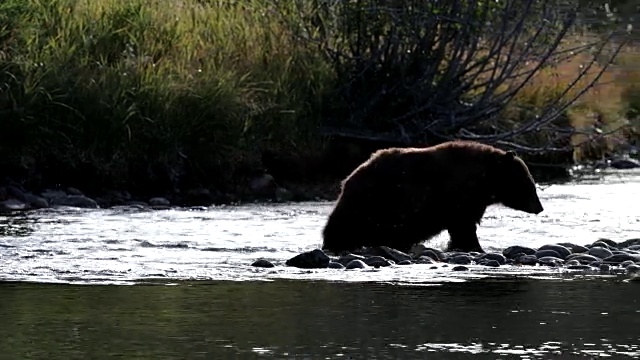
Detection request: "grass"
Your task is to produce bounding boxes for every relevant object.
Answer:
[1,0,639,198]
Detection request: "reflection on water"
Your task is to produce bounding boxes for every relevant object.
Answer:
[0,279,638,359]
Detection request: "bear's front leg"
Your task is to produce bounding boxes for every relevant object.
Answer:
[446,223,485,253]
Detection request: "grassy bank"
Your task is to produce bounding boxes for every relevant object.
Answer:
[1,0,639,202]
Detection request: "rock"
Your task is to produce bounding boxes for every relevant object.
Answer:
[149,197,170,208]
[184,187,216,206]
[566,253,601,264]
[476,253,507,265]
[447,254,472,265]
[589,240,614,249]
[397,260,413,265]
[452,265,469,271]
[483,260,501,267]
[538,256,564,267]
[626,245,640,251]
[503,245,536,259]
[328,261,345,269]
[96,190,132,207]
[24,193,49,209]
[66,187,83,196]
[6,185,27,202]
[0,186,6,200]
[335,253,366,267]
[620,260,636,268]
[420,248,445,262]
[514,254,538,266]
[538,244,571,259]
[608,157,640,169]
[285,249,330,269]
[603,253,640,264]
[535,249,562,259]
[415,256,435,264]
[566,264,593,271]
[377,246,413,263]
[274,187,293,202]
[599,263,611,272]
[345,259,368,269]
[626,264,640,274]
[588,246,614,259]
[593,238,619,249]
[410,244,427,258]
[251,259,275,268]
[0,199,28,212]
[557,242,589,254]
[52,195,99,209]
[250,173,277,198]
[565,259,581,267]
[363,256,392,267]
[41,189,67,202]
[619,238,640,248]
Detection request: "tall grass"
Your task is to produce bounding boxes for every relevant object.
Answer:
[0,0,332,193]
[1,0,639,196]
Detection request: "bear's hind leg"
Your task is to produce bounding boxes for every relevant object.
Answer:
[446,223,485,253]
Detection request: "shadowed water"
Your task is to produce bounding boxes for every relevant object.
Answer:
[0,279,638,359]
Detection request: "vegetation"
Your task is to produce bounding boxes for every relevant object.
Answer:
[0,0,638,199]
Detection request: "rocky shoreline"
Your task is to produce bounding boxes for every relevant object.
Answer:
[252,239,640,278]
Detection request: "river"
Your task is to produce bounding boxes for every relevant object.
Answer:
[1,169,639,358]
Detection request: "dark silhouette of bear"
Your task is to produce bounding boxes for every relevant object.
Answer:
[321,140,544,254]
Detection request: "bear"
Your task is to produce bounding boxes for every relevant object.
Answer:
[321,140,544,255]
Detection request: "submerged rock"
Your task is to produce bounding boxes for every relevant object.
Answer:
[588,246,613,259]
[285,249,330,269]
[345,259,368,269]
[251,259,275,268]
[503,245,536,259]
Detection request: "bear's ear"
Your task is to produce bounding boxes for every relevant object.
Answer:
[505,150,517,159]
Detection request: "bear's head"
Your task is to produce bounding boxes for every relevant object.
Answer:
[493,151,544,215]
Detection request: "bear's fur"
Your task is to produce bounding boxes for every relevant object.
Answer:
[321,140,544,254]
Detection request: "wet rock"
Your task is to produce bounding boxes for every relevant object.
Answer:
[608,157,640,169]
[397,260,413,265]
[410,244,428,258]
[588,246,613,259]
[535,249,562,259]
[420,248,445,262]
[452,265,469,272]
[328,261,345,269]
[41,189,67,202]
[566,253,601,264]
[589,240,614,250]
[24,193,49,209]
[566,264,593,271]
[335,253,366,267]
[590,260,603,267]
[514,254,538,266]
[149,197,170,208]
[447,254,472,265]
[285,249,330,269]
[414,256,435,264]
[6,185,27,202]
[538,244,571,259]
[96,190,132,207]
[250,173,277,198]
[52,195,99,209]
[620,260,636,268]
[0,199,28,212]
[476,253,507,265]
[538,256,564,267]
[598,263,611,272]
[626,264,640,274]
[557,242,589,254]
[483,260,501,268]
[565,259,581,267]
[503,245,536,259]
[377,246,412,263]
[594,238,619,248]
[67,187,83,196]
[603,253,640,264]
[274,187,293,203]
[363,256,392,267]
[626,245,640,251]
[251,259,275,268]
[619,238,640,249]
[346,259,368,269]
[184,187,216,206]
